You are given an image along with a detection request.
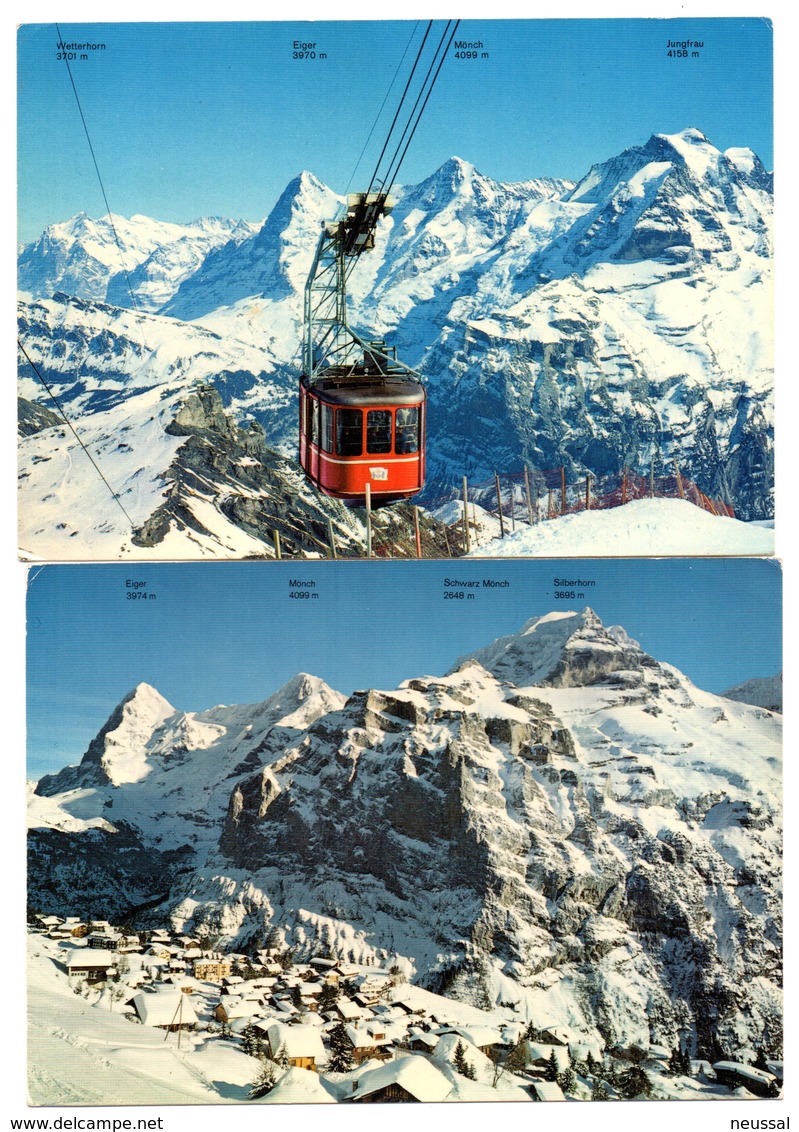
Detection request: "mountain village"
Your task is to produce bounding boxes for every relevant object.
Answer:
[29,886,781,1102]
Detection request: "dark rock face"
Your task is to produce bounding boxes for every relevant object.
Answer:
[27,825,173,921]
[17,397,62,437]
[132,386,456,558]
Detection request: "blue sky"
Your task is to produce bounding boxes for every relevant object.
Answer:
[27,558,781,780]
[17,17,773,244]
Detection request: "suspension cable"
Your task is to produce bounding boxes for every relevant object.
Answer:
[347,22,421,198]
[364,22,433,200]
[383,20,460,198]
[18,339,135,527]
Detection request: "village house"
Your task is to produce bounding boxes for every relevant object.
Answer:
[344,1023,393,1063]
[349,1055,452,1103]
[193,955,233,980]
[130,991,199,1031]
[64,949,117,983]
[712,1061,778,1098]
[260,1021,326,1071]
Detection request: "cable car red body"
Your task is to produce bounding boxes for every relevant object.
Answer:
[299,368,425,503]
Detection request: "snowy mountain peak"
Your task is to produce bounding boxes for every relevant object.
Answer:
[35,683,176,796]
[451,607,654,688]
[256,671,346,726]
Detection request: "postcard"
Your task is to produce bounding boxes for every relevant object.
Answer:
[17,19,774,560]
[25,557,782,1104]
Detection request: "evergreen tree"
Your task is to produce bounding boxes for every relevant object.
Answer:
[318,983,339,1012]
[454,1041,474,1079]
[249,1062,278,1099]
[680,1046,692,1076]
[241,1024,257,1057]
[544,1049,559,1082]
[667,1046,683,1076]
[291,984,304,1010]
[754,1047,770,1072]
[619,1065,652,1099]
[276,1043,290,1069]
[585,1050,598,1077]
[504,1041,528,1077]
[327,1023,354,1073]
[591,1079,610,1100]
[557,1067,577,1095]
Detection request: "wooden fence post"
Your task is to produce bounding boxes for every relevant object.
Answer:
[364,483,372,557]
[673,460,685,499]
[413,506,422,558]
[273,530,282,560]
[585,474,591,512]
[495,473,505,538]
[524,467,534,525]
[560,466,566,515]
[327,517,337,560]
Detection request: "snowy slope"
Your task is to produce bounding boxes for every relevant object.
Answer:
[464,498,774,557]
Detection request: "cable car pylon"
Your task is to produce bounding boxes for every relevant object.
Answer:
[298,21,459,505]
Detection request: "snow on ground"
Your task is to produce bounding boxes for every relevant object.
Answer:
[27,939,261,1104]
[465,498,773,557]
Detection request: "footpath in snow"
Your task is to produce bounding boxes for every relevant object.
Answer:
[464,498,774,557]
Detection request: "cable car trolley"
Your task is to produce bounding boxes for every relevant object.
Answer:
[299,191,425,504]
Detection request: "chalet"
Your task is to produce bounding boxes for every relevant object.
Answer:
[349,1055,452,1103]
[521,1041,571,1076]
[332,998,364,1023]
[529,1080,566,1102]
[88,932,121,950]
[406,1030,439,1054]
[712,1061,778,1098]
[261,1022,326,1071]
[65,949,117,983]
[344,1024,393,1063]
[438,1025,501,1057]
[213,998,265,1024]
[130,991,198,1031]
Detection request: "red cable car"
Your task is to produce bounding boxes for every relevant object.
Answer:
[299,193,425,504]
[299,363,425,503]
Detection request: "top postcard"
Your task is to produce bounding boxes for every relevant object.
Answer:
[17,18,774,561]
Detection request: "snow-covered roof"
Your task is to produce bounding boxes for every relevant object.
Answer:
[65,949,117,968]
[530,1080,566,1101]
[352,1054,452,1103]
[713,1062,775,1086]
[131,991,199,1028]
[265,1022,326,1061]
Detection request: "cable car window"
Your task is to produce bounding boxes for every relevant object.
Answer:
[310,398,319,447]
[394,406,420,454]
[337,408,363,456]
[366,410,392,454]
[320,403,334,453]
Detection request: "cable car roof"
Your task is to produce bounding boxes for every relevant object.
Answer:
[302,371,425,407]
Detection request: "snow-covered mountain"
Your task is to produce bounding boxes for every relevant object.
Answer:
[18,127,774,558]
[18,213,259,312]
[29,608,782,1063]
[722,672,782,713]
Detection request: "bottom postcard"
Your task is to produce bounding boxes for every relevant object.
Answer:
[26,558,782,1104]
